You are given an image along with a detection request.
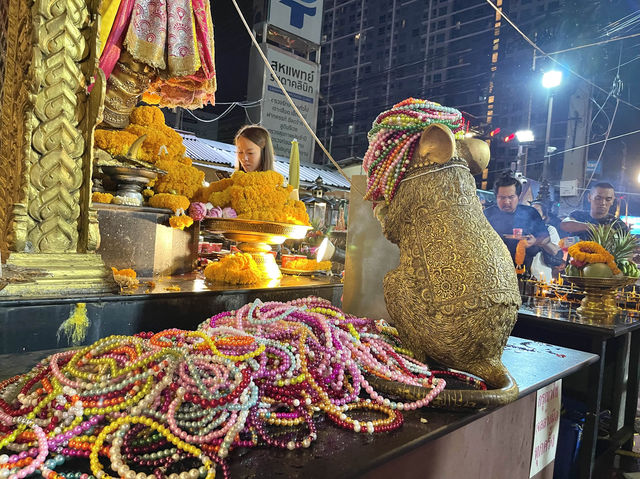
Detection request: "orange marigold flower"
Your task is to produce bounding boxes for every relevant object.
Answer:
[148,193,190,212]
[111,267,137,279]
[568,241,620,274]
[92,192,113,204]
[204,253,264,285]
[169,215,194,230]
[515,239,527,274]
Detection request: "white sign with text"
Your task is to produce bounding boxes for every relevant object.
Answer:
[248,44,319,163]
[530,379,561,477]
[268,0,323,44]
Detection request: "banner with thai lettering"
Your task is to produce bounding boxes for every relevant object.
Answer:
[248,44,319,163]
[530,379,561,477]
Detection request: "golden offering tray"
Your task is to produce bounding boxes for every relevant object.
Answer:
[561,275,638,322]
[201,217,311,279]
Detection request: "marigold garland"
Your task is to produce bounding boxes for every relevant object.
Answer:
[567,241,620,274]
[169,215,194,230]
[515,239,527,275]
[91,192,113,204]
[204,253,264,285]
[207,171,310,226]
[129,105,166,127]
[148,193,190,213]
[154,158,204,199]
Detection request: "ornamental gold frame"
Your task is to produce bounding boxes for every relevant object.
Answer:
[0,0,116,296]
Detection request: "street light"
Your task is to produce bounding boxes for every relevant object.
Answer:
[542,70,562,89]
[514,130,534,173]
[541,70,562,181]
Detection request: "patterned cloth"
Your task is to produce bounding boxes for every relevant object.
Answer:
[96,0,216,108]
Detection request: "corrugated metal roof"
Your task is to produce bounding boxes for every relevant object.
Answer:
[181,133,351,190]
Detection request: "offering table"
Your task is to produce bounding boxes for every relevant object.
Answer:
[513,296,640,479]
[0,274,342,354]
[0,337,596,479]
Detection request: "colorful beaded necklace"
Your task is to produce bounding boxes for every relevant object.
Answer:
[363,98,465,204]
[0,297,491,479]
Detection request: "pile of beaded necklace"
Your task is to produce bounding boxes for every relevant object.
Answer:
[0,297,476,479]
[362,98,465,204]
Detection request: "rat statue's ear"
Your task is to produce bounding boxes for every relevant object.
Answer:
[416,123,455,165]
[456,138,490,175]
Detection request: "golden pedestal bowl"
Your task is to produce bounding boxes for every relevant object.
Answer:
[202,218,311,279]
[561,275,638,322]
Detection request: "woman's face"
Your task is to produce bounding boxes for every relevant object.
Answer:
[236,136,262,172]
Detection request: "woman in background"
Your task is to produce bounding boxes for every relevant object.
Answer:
[235,125,275,172]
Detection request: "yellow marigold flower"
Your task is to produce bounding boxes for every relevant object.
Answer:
[92,192,114,204]
[204,253,263,285]
[94,130,138,157]
[111,267,137,279]
[231,170,284,187]
[169,215,194,230]
[209,189,232,208]
[148,193,190,212]
[203,171,310,225]
[142,188,155,198]
[129,105,165,127]
[154,159,204,199]
[125,124,186,163]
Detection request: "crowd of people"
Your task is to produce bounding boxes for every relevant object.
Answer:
[483,175,630,281]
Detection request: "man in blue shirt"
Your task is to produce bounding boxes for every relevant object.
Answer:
[559,182,629,240]
[484,176,551,272]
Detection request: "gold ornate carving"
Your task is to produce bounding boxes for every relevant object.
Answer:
[0,0,34,256]
[0,0,117,296]
[25,0,91,253]
[102,51,152,128]
[381,143,521,406]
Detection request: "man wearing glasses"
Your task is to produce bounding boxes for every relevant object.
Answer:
[559,182,628,240]
[484,175,551,272]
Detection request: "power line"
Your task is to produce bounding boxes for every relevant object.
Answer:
[581,98,620,201]
[487,126,640,174]
[184,103,237,123]
[534,32,640,58]
[484,0,640,115]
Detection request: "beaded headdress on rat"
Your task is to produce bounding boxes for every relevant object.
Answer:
[363,98,465,204]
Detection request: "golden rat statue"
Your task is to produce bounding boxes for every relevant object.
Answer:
[364,99,521,407]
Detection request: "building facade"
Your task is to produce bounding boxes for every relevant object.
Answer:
[316,0,572,186]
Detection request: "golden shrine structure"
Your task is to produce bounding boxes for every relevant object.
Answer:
[0,0,116,296]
